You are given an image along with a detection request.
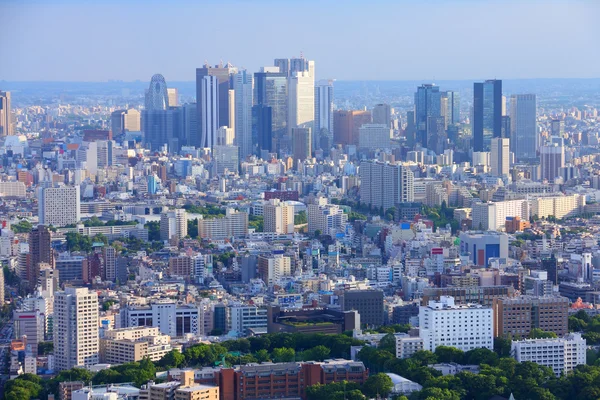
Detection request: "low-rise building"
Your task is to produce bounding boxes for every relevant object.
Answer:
[511,333,586,376]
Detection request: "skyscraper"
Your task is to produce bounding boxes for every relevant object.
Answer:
[292,127,311,168]
[145,74,169,111]
[333,110,372,146]
[38,184,81,227]
[0,91,13,136]
[372,103,391,127]
[540,142,565,182]
[444,91,460,126]
[315,79,334,152]
[199,75,219,149]
[110,109,141,136]
[54,287,99,371]
[233,70,253,159]
[414,84,441,148]
[473,79,502,152]
[195,63,236,148]
[288,61,315,150]
[510,94,537,162]
[490,137,510,177]
[167,88,179,107]
[28,225,53,291]
[253,68,288,154]
[142,74,183,152]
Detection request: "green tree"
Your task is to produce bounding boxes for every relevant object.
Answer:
[463,348,498,366]
[493,337,512,357]
[411,350,438,366]
[362,373,394,398]
[158,349,185,369]
[11,219,32,233]
[417,387,462,400]
[434,346,464,364]
[145,221,161,241]
[303,345,331,362]
[294,211,307,225]
[529,328,558,339]
[37,341,54,355]
[272,347,295,362]
[378,333,397,354]
[255,349,270,363]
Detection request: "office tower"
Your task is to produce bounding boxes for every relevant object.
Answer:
[216,126,234,146]
[540,142,565,182]
[510,94,537,161]
[0,91,13,136]
[181,103,197,149]
[542,255,558,285]
[427,116,446,154]
[199,75,219,149]
[372,103,391,128]
[490,137,510,177]
[359,161,414,211]
[38,184,80,227]
[315,79,334,152]
[160,209,187,242]
[55,252,85,283]
[501,115,511,139]
[263,199,295,234]
[28,226,53,290]
[473,79,502,151]
[420,296,493,351]
[228,89,235,133]
[551,119,565,137]
[233,70,253,159]
[358,124,391,150]
[96,140,115,169]
[292,127,311,166]
[0,266,3,305]
[253,68,288,154]
[492,295,568,337]
[273,58,290,76]
[195,63,236,148]
[333,110,372,146]
[339,289,384,326]
[167,88,178,106]
[102,246,116,282]
[275,56,311,77]
[444,91,460,126]
[54,287,99,371]
[213,145,239,175]
[414,84,441,147]
[288,61,315,149]
[142,74,183,152]
[404,110,417,146]
[110,109,141,136]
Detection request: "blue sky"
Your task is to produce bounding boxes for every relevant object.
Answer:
[0,0,598,81]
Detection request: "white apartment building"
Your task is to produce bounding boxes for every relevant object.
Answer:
[257,253,292,285]
[0,181,26,197]
[530,194,585,220]
[53,287,99,371]
[511,333,586,376]
[472,199,530,231]
[38,184,81,227]
[122,302,199,337]
[160,209,188,242]
[197,209,248,239]
[490,137,510,177]
[307,200,347,237]
[100,326,177,363]
[263,199,295,234]
[358,124,392,150]
[228,306,268,336]
[360,161,414,210]
[395,334,424,359]
[419,296,493,352]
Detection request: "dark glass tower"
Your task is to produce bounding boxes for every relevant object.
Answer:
[473,79,502,152]
[414,84,441,148]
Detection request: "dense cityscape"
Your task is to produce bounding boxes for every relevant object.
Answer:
[1,2,600,400]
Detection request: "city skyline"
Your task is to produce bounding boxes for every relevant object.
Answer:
[1,0,599,82]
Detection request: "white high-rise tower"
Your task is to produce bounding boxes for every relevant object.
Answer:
[288,60,315,150]
[200,75,219,149]
[490,137,510,177]
[234,70,253,159]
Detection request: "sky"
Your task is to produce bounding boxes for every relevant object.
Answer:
[0,0,599,82]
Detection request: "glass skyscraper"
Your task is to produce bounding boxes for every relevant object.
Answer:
[414,84,441,148]
[473,79,502,152]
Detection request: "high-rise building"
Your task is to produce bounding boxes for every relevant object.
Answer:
[258,253,292,285]
[372,103,391,128]
[443,91,460,126]
[160,209,188,242]
[0,91,13,136]
[339,289,384,326]
[142,74,183,152]
[167,88,178,107]
[102,246,116,282]
[307,199,348,237]
[510,94,537,161]
[550,119,565,137]
[358,124,391,150]
[213,145,239,175]
[287,60,315,150]
[492,295,568,337]
[315,79,334,152]
[38,184,81,227]
[145,74,169,111]
[54,287,99,371]
[181,103,197,149]
[512,333,586,377]
[332,110,372,146]
[473,79,502,152]
[196,63,236,148]
[540,142,565,182]
[216,126,234,146]
[490,137,510,177]
[233,70,253,159]
[28,225,53,290]
[291,127,311,166]
[199,75,219,149]
[359,161,414,211]
[414,84,441,147]
[254,68,288,154]
[263,199,295,234]
[110,109,141,136]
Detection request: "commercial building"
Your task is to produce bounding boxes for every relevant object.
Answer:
[490,137,510,177]
[55,252,85,283]
[54,287,99,371]
[213,145,239,175]
[28,225,53,290]
[505,216,530,233]
[333,110,372,146]
[13,309,45,355]
[492,295,569,337]
[419,296,493,352]
[414,84,441,147]
[233,70,253,159]
[111,108,141,135]
[287,60,315,149]
[197,209,248,239]
[267,306,360,334]
[38,184,81,227]
[263,199,294,234]
[511,333,586,376]
[372,103,391,127]
[459,231,509,267]
[122,302,199,337]
[471,200,529,231]
[228,306,267,336]
[358,123,392,150]
[100,327,177,364]
[291,127,311,165]
[473,79,502,152]
[160,209,188,242]
[0,91,12,136]
[510,94,537,162]
[315,79,334,151]
[339,289,384,326]
[540,142,565,182]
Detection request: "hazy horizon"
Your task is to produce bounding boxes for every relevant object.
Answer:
[1,0,599,82]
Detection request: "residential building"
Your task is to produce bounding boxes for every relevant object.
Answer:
[492,295,569,337]
[395,334,424,359]
[38,184,81,227]
[0,181,26,197]
[307,199,348,237]
[160,209,187,242]
[358,123,392,150]
[530,194,585,219]
[100,327,177,363]
[419,296,493,352]
[359,161,414,211]
[263,199,294,234]
[511,333,586,376]
[197,209,248,239]
[471,200,529,231]
[258,252,292,285]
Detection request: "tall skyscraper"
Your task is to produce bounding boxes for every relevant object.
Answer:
[473,79,502,152]
[372,103,391,127]
[491,137,510,177]
[167,88,179,107]
[292,127,312,168]
[145,74,169,111]
[333,110,372,146]
[38,184,81,227]
[181,103,198,149]
[28,225,53,291]
[199,75,219,149]
[0,91,13,136]
[540,142,565,182]
[510,94,537,162]
[195,63,236,148]
[110,109,141,136]
[253,68,288,154]
[288,61,315,150]
[54,287,99,371]
[414,84,441,148]
[142,74,183,152]
[444,91,460,126]
[315,79,334,152]
[233,70,254,159]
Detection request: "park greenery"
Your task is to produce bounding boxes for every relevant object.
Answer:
[183,204,226,218]
[10,219,33,233]
[568,309,600,345]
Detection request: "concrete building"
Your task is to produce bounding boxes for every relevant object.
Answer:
[0,181,26,197]
[13,309,45,355]
[339,290,384,326]
[258,252,292,285]
[540,142,565,182]
[307,199,348,237]
[372,103,391,127]
[471,200,529,231]
[490,137,510,177]
[55,252,85,283]
[359,161,414,211]
[530,194,585,219]
[291,127,311,165]
[395,334,424,359]
[287,60,315,149]
[358,123,392,150]
[511,333,586,376]
[122,302,199,337]
[0,91,12,136]
[100,327,177,363]
[333,110,372,146]
[54,287,99,371]
[492,295,569,337]
[228,306,267,336]
[111,108,141,135]
[263,199,294,234]
[38,184,81,227]
[213,145,239,175]
[315,79,334,152]
[510,94,537,162]
[459,231,509,267]
[419,296,493,352]
[197,209,248,239]
[160,209,188,242]
[233,70,253,159]
[28,225,53,290]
